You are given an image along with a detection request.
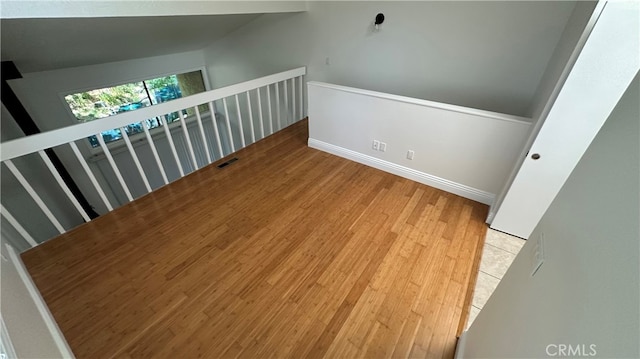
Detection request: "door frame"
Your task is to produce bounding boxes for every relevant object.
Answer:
[489,0,640,238]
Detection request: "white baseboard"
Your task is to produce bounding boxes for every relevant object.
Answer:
[308,138,495,205]
[455,330,468,359]
[486,210,497,224]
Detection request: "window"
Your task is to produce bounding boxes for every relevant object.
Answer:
[64,70,206,147]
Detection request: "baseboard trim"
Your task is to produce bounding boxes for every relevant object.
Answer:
[5,244,75,358]
[455,330,468,359]
[486,210,497,224]
[308,138,495,205]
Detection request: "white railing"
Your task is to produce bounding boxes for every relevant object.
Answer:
[1,67,306,250]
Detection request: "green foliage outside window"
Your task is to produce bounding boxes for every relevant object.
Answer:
[65,83,145,122]
[146,76,178,91]
[64,70,206,147]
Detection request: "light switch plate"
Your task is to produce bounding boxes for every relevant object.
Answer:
[407,150,415,160]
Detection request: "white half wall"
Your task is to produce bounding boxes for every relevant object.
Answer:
[1,243,74,358]
[307,82,532,205]
[460,72,639,359]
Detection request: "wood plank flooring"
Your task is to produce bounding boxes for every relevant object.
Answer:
[22,119,488,359]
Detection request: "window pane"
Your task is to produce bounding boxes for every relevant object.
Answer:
[146,75,180,105]
[64,70,206,147]
[176,71,208,114]
[65,82,148,122]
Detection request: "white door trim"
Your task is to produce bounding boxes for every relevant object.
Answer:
[491,1,640,238]
[487,1,606,224]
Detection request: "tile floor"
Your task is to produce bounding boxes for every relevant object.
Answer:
[466,228,526,329]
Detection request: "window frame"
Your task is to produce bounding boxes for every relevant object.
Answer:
[58,65,211,155]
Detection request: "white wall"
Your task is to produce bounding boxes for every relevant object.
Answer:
[307,82,532,204]
[527,1,599,121]
[1,243,74,358]
[204,1,577,117]
[461,74,639,358]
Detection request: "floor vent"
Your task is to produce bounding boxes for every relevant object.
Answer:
[217,157,238,169]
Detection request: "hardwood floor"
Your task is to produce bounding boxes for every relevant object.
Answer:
[22,119,488,359]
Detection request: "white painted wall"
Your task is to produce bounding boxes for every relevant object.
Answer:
[527,1,599,122]
[204,1,577,117]
[461,73,639,359]
[1,243,74,358]
[307,82,532,204]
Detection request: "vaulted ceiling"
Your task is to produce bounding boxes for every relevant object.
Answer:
[1,14,261,73]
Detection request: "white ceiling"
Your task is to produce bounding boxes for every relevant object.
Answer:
[1,14,262,73]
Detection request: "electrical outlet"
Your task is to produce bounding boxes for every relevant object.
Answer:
[372,140,380,150]
[531,232,544,276]
[407,150,415,160]
[379,142,387,152]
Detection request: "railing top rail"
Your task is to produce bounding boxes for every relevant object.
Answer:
[1,67,306,162]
